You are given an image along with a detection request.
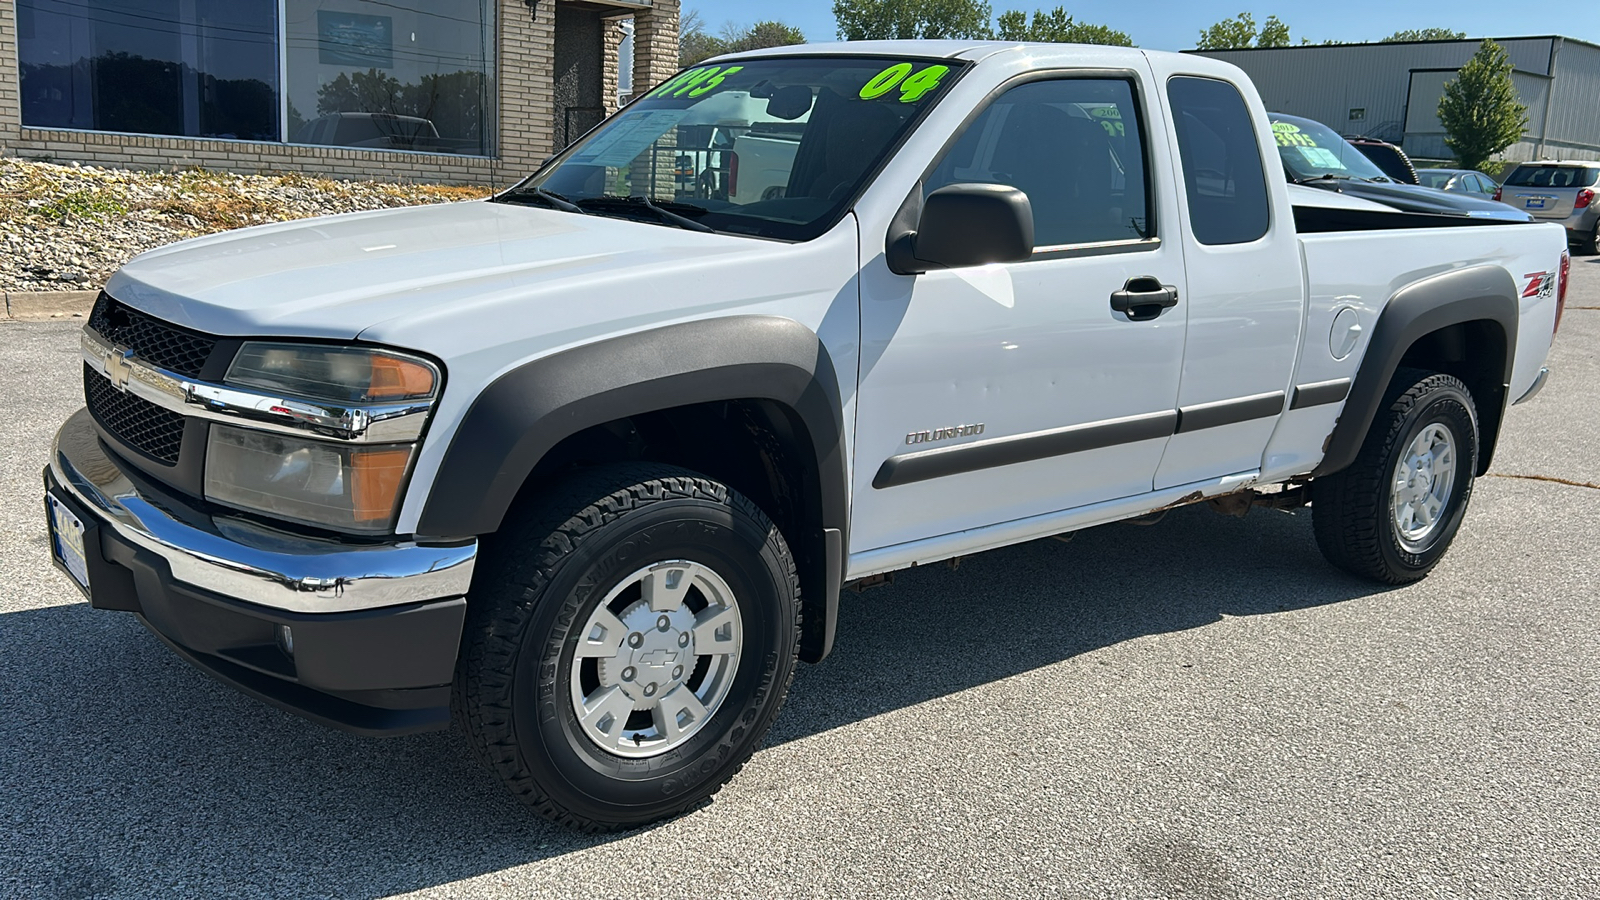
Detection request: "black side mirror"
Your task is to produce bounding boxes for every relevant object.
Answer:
[889,183,1034,275]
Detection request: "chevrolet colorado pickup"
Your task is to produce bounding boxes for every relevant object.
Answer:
[44,42,1566,831]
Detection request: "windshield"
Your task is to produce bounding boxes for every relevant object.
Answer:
[500,56,967,241]
[1417,170,1457,189]
[1503,165,1599,188]
[1269,114,1391,183]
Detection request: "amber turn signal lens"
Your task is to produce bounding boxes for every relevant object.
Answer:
[367,353,437,401]
[351,446,414,524]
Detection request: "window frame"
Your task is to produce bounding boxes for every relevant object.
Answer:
[1165,74,1273,248]
[16,0,498,158]
[906,68,1163,264]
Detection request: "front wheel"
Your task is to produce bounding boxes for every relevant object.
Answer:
[1313,369,1479,583]
[454,464,801,831]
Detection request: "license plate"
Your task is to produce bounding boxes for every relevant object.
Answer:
[1525,198,1547,209]
[47,494,92,599]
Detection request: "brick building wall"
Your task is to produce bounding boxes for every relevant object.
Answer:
[0,0,678,187]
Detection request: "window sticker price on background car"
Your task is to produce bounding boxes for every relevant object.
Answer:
[1272,121,1347,170]
[859,64,951,102]
[1272,121,1315,147]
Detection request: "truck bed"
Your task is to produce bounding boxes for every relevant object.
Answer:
[1259,222,1565,483]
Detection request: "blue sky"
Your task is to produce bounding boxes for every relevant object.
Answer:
[684,1,1600,52]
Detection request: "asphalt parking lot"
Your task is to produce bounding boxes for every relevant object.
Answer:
[2,267,1598,900]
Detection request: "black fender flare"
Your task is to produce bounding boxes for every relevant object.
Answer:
[417,315,849,661]
[1313,265,1518,478]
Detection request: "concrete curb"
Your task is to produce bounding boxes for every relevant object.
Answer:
[2,290,98,321]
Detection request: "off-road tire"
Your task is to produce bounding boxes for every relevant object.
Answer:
[453,463,801,832]
[1313,368,1479,584]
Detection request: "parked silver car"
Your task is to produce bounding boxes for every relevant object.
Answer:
[1495,161,1600,253]
[1417,168,1499,197]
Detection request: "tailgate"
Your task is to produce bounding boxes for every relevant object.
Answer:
[1502,185,1581,219]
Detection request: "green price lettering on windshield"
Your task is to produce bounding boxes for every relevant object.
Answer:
[1271,121,1316,148]
[858,64,950,103]
[646,65,745,99]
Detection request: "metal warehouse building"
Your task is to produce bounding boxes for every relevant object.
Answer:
[1192,36,1600,162]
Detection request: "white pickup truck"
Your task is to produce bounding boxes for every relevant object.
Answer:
[44,42,1565,831]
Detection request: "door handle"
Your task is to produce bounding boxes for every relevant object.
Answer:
[1110,277,1179,322]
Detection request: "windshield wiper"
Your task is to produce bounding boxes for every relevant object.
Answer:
[501,186,585,214]
[578,196,714,233]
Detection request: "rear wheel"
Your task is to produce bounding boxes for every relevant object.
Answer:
[1579,224,1600,256]
[1313,369,1479,583]
[454,464,801,831]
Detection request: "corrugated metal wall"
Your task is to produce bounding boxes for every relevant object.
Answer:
[1191,37,1600,162]
[1544,41,1600,152]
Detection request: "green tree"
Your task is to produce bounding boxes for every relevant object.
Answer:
[994,6,1132,45]
[722,20,807,54]
[679,9,725,66]
[834,0,994,41]
[1257,15,1291,47]
[1438,39,1529,172]
[1195,12,1292,49]
[1383,28,1465,42]
[681,11,806,66]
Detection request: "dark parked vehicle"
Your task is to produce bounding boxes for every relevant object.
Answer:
[1270,113,1531,222]
[1417,168,1500,197]
[1345,136,1419,184]
[1494,161,1600,254]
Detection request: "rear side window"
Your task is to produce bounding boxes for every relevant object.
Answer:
[1503,165,1599,188]
[1167,76,1270,245]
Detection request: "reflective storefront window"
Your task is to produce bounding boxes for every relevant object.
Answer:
[285,1,494,156]
[15,0,495,156]
[18,0,281,140]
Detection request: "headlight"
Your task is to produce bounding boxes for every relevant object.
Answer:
[204,342,441,534]
[225,342,438,403]
[206,425,415,533]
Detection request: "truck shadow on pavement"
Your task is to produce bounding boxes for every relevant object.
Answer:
[0,503,1391,899]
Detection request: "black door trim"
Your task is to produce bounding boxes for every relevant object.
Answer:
[872,410,1178,489]
[1289,378,1353,409]
[1174,391,1285,433]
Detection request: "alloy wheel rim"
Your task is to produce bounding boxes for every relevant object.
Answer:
[569,560,743,758]
[1390,422,1457,550]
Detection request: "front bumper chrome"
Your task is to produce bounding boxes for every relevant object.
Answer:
[50,408,476,614]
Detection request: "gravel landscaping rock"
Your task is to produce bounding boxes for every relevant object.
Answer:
[0,159,492,293]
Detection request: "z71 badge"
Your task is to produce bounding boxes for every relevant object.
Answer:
[1523,271,1556,300]
[906,424,985,445]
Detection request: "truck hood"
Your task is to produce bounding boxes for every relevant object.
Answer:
[1300,179,1534,222]
[104,200,766,341]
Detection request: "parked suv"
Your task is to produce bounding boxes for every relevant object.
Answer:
[1345,136,1419,184]
[1495,161,1600,254]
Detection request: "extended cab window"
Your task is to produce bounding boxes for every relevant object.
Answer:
[500,56,966,242]
[924,78,1150,248]
[1167,76,1270,245]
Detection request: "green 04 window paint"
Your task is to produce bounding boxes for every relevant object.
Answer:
[859,64,951,102]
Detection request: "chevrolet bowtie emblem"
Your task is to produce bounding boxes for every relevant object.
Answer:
[104,347,136,392]
[637,649,679,667]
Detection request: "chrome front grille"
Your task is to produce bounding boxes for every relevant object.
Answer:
[83,362,186,465]
[87,292,216,378]
[83,292,217,466]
